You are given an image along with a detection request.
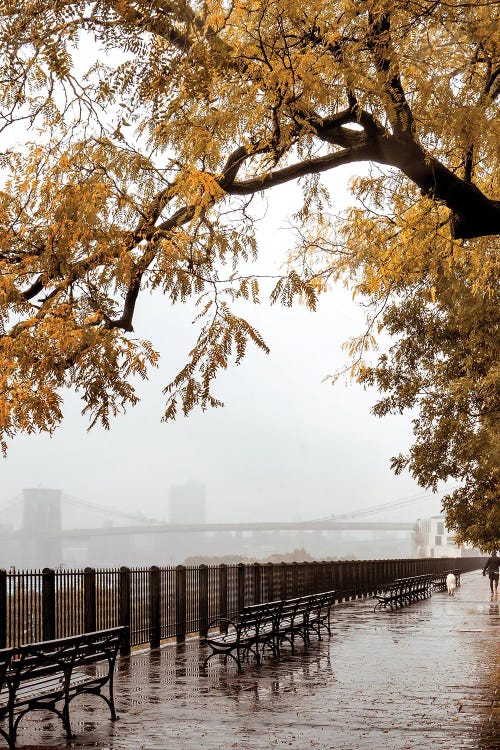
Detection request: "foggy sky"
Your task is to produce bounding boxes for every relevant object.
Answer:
[1,169,445,525]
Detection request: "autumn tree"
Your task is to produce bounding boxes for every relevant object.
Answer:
[0,1,498,546]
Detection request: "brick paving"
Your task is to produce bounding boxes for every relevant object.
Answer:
[11,570,500,750]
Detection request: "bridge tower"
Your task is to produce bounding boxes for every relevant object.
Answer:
[22,489,62,566]
[22,488,62,534]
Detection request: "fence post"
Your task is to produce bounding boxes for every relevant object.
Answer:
[266,563,274,602]
[280,563,287,600]
[356,561,362,598]
[0,570,6,649]
[326,561,332,591]
[253,563,261,605]
[199,565,209,638]
[150,566,161,649]
[42,568,56,641]
[353,562,359,597]
[313,560,321,594]
[219,564,228,632]
[175,565,186,644]
[367,561,373,595]
[83,567,96,634]
[359,562,365,596]
[311,562,318,594]
[349,561,357,599]
[335,562,343,602]
[376,560,382,591]
[238,563,246,612]
[313,562,320,593]
[301,562,307,594]
[371,561,377,593]
[321,562,328,592]
[342,562,350,599]
[119,566,131,655]
[291,562,299,598]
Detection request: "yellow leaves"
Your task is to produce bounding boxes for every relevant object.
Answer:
[58,152,70,171]
[163,297,268,420]
[0,0,498,450]
[192,170,226,204]
[203,4,229,34]
[309,275,327,294]
[270,271,317,310]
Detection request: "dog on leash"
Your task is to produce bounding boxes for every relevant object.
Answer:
[446,573,457,596]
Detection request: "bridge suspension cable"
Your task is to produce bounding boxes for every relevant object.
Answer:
[62,493,163,525]
[315,487,458,521]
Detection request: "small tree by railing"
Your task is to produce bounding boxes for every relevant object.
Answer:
[0,557,484,653]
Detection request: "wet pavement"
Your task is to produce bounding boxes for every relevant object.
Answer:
[12,570,500,750]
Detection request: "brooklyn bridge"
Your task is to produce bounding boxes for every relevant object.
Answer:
[0,488,435,568]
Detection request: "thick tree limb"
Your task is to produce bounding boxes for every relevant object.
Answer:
[223,147,373,195]
[374,137,500,239]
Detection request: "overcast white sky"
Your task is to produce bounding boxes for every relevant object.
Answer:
[0,163,447,525]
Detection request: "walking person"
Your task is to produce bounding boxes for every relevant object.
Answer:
[483,551,499,598]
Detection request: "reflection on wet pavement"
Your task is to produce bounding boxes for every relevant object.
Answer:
[12,570,499,750]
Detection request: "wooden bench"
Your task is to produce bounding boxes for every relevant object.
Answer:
[201,591,336,672]
[0,627,125,749]
[374,575,433,611]
[432,569,461,591]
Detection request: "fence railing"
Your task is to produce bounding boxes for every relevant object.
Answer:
[0,557,483,653]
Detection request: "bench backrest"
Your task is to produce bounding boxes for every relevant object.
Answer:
[237,591,337,635]
[238,602,282,633]
[73,628,123,670]
[242,601,282,618]
[10,636,81,692]
[8,628,125,692]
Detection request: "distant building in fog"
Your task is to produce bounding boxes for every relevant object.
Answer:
[169,481,207,524]
[414,515,478,558]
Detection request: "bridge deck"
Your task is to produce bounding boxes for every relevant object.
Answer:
[12,570,499,750]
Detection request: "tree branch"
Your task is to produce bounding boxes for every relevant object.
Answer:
[374,137,500,239]
[367,11,415,140]
[223,146,373,195]
[22,276,44,300]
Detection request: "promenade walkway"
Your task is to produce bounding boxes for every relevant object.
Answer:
[13,570,499,750]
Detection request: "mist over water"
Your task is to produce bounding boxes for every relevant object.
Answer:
[1,174,446,568]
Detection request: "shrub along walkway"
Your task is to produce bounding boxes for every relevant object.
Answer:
[12,570,499,750]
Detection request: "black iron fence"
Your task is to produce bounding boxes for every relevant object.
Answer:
[0,557,483,653]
